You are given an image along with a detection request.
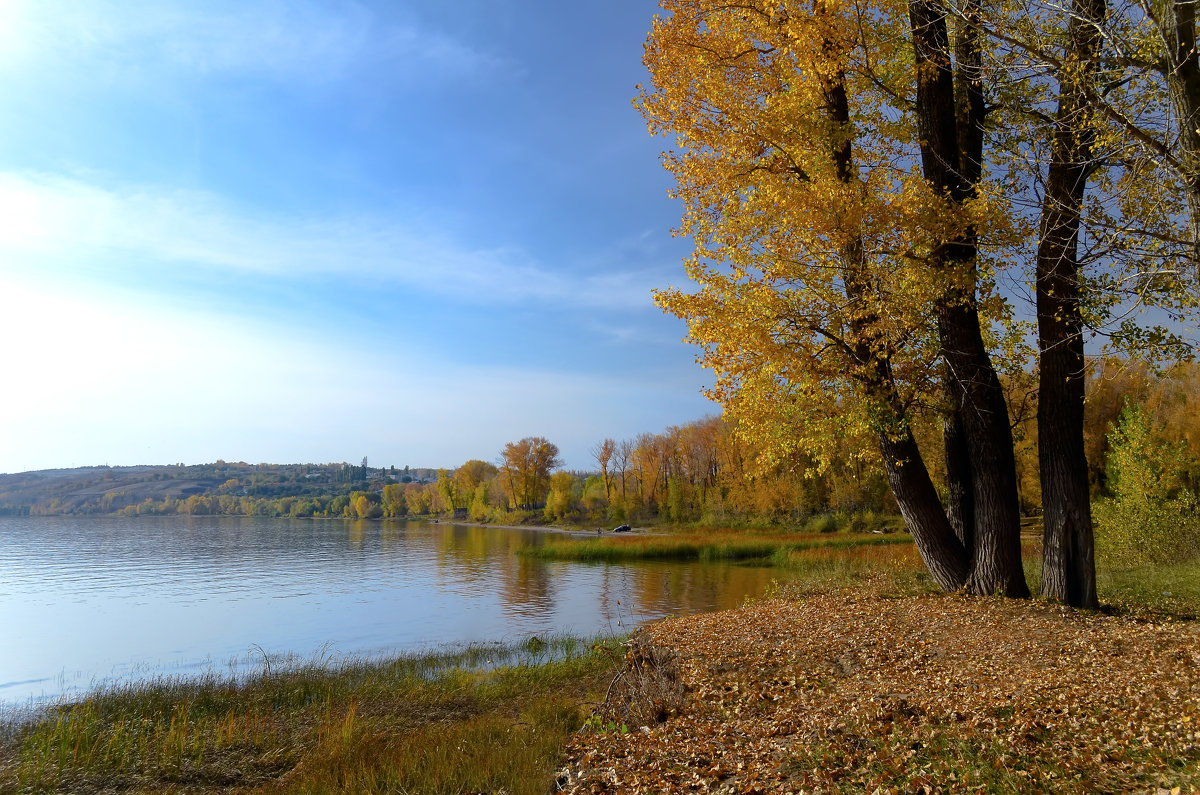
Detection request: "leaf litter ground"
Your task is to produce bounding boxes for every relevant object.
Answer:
[560,587,1200,793]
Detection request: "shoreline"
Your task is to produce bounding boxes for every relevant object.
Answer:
[423,518,654,536]
[5,512,655,537]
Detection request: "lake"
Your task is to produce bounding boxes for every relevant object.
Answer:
[0,516,779,707]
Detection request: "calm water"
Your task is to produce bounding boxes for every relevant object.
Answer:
[0,516,779,706]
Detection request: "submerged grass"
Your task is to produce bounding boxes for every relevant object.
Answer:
[769,540,938,597]
[526,526,914,564]
[0,636,624,794]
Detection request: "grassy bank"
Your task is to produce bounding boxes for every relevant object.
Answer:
[525,526,914,564]
[0,637,623,794]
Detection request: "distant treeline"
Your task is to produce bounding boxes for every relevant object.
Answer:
[0,460,439,518]
[385,358,1200,528]
[4,359,1197,529]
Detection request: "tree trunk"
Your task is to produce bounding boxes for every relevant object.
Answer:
[943,0,982,561]
[882,421,972,591]
[1154,0,1200,275]
[1036,0,1104,608]
[816,29,971,592]
[954,0,986,190]
[941,309,1030,596]
[943,392,976,555]
[909,0,1029,596]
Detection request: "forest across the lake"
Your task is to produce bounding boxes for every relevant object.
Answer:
[4,358,1198,568]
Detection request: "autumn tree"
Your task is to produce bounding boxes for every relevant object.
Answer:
[436,468,465,512]
[631,431,668,512]
[642,0,1026,593]
[678,417,722,509]
[404,481,431,515]
[591,439,616,502]
[497,437,562,509]
[642,0,1199,602]
[454,459,498,499]
[351,492,382,520]
[965,0,1200,604]
[614,439,633,513]
[382,483,407,517]
[469,482,493,521]
[424,481,445,515]
[544,471,581,521]
[1086,358,1200,491]
[446,459,498,520]
[1093,401,1200,564]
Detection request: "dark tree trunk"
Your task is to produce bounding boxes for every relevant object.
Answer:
[943,0,985,559]
[815,18,971,591]
[940,310,1030,596]
[909,0,1029,596]
[954,0,986,190]
[1155,0,1200,274]
[1036,0,1103,608]
[943,391,976,554]
[881,418,972,590]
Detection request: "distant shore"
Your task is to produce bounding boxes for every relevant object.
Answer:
[425,518,652,536]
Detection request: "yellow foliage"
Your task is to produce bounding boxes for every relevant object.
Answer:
[641,0,1025,473]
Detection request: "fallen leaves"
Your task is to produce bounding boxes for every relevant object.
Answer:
[559,592,1200,793]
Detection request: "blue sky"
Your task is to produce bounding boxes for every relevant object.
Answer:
[0,0,717,473]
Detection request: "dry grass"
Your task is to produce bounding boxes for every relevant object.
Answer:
[0,637,622,794]
[770,540,932,596]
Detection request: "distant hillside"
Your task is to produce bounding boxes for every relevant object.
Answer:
[0,462,438,516]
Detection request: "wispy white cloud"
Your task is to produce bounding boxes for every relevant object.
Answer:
[379,22,512,82]
[0,0,509,87]
[0,171,666,311]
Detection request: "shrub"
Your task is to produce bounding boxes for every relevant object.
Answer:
[803,513,839,534]
[1093,402,1200,566]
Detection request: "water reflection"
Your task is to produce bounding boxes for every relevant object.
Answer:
[0,516,781,706]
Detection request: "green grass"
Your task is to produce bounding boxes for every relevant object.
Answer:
[1021,532,1200,617]
[1098,560,1200,617]
[0,636,624,794]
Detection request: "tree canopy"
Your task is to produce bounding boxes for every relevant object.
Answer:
[498,437,562,510]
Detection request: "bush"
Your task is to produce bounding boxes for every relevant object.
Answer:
[804,513,839,534]
[1094,402,1200,566]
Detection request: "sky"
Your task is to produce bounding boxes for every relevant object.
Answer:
[0,0,718,473]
